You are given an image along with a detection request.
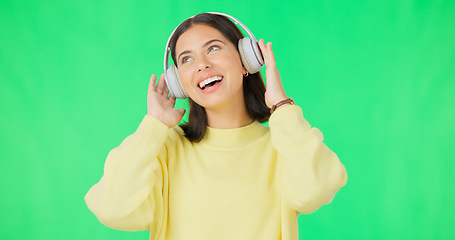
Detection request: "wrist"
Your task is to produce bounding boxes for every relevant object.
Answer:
[146,113,173,128]
[270,98,295,114]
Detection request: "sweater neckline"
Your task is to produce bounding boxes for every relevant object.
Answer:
[200,121,268,149]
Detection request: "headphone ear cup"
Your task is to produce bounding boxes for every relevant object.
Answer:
[165,65,189,99]
[238,37,264,74]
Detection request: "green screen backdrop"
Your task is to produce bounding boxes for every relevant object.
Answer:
[1,0,454,239]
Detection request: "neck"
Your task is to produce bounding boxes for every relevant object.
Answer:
[205,101,253,129]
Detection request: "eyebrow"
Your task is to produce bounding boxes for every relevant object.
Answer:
[177,39,225,62]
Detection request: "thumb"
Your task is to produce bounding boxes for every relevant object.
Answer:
[177,108,186,116]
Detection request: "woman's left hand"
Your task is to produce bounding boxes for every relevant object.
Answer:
[258,39,288,108]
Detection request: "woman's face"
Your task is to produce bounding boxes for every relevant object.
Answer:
[175,24,246,110]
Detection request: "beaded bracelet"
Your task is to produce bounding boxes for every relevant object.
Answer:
[270,98,295,114]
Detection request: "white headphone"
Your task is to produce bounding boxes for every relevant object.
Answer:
[163,12,264,99]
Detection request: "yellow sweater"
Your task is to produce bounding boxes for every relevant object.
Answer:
[85,105,347,240]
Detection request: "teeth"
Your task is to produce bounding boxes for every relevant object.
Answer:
[199,76,223,89]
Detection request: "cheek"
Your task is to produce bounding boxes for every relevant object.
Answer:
[207,54,243,78]
[225,53,244,73]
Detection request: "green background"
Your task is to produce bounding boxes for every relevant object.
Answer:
[1,0,454,239]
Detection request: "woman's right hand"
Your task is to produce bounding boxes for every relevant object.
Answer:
[147,73,186,128]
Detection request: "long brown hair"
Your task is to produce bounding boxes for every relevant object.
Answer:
[169,13,270,142]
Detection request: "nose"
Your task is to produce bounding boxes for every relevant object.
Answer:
[197,55,212,72]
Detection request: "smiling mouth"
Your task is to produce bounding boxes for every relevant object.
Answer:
[198,76,223,90]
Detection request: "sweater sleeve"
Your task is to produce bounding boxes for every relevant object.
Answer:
[84,115,170,234]
[269,105,347,214]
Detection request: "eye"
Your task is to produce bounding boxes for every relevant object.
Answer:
[181,56,193,64]
[208,45,221,53]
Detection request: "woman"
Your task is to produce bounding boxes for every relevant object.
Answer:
[85,12,347,240]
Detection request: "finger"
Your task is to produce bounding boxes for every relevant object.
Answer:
[263,42,277,68]
[148,74,157,92]
[258,39,276,67]
[258,39,267,60]
[266,42,275,60]
[159,73,170,97]
[156,73,166,95]
[169,94,176,106]
[163,81,170,98]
